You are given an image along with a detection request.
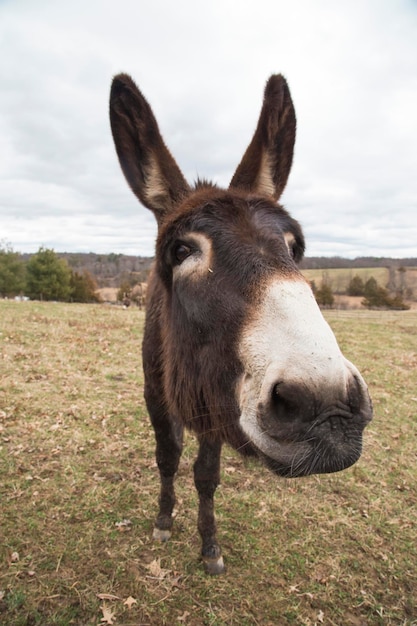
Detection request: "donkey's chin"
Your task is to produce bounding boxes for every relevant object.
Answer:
[240,420,364,478]
[259,439,363,478]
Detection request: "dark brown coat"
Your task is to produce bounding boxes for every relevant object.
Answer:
[109,74,372,574]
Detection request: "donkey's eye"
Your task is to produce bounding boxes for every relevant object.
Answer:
[173,243,193,264]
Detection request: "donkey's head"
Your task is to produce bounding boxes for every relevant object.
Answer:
[110,74,372,478]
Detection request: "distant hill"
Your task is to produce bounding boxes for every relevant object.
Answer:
[19,252,417,289]
[299,256,417,270]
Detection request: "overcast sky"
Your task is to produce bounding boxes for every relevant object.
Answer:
[1,0,416,258]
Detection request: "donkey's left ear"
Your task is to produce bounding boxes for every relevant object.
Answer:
[229,75,296,201]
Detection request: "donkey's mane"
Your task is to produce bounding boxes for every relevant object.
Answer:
[193,178,219,191]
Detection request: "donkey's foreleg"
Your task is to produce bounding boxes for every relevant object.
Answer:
[152,414,184,541]
[194,437,224,575]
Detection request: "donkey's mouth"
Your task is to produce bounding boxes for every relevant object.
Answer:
[259,429,365,477]
[240,400,372,478]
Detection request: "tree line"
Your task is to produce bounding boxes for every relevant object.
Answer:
[312,274,410,310]
[0,244,100,302]
[300,256,417,270]
[1,242,412,310]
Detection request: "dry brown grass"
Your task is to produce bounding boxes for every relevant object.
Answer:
[1,301,416,625]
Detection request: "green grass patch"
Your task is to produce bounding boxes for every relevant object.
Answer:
[1,301,416,625]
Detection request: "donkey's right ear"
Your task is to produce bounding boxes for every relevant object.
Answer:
[109,74,190,225]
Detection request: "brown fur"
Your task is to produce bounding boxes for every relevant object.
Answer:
[109,74,371,574]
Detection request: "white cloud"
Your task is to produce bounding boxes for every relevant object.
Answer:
[0,0,416,257]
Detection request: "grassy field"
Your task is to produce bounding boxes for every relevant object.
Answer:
[1,301,416,626]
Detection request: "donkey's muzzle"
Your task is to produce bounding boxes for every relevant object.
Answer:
[240,362,373,477]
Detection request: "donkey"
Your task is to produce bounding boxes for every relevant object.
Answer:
[109,73,373,574]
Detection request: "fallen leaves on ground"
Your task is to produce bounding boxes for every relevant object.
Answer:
[146,557,171,580]
[123,595,137,609]
[100,603,116,625]
[97,593,121,601]
[115,518,132,532]
[178,610,190,622]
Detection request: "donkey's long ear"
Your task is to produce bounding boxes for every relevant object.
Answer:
[110,74,190,225]
[229,75,296,201]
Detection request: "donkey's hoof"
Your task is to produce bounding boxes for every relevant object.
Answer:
[203,555,225,575]
[152,527,171,542]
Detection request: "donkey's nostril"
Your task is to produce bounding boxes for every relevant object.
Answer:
[271,382,285,414]
[256,379,312,439]
[272,382,283,399]
[259,379,316,429]
[271,381,298,414]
